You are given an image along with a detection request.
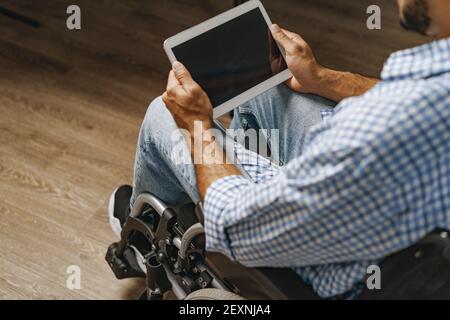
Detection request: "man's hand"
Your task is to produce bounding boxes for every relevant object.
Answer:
[162,62,242,201]
[270,24,379,102]
[270,24,322,94]
[162,61,213,133]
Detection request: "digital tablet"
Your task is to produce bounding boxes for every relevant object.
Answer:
[163,0,292,119]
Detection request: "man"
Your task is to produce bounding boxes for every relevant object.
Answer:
[109,0,450,298]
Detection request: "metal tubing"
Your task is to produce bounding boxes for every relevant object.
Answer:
[178,223,204,260]
[131,193,167,217]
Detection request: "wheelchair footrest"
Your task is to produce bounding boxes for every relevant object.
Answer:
[105,242,146,279]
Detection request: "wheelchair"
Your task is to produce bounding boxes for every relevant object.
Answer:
[105,190,450,300]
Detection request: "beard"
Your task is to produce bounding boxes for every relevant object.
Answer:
[400,0,431,35]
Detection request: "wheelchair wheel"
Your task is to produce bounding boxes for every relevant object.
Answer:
[184,289,245,300]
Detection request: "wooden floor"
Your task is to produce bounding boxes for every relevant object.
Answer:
[0,0,426,299]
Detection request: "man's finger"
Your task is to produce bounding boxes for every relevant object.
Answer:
[270,24,294,51]
[172,61,194,86]
[162,91,170,105]
[281,28,307,48]
[166,70,186,99]
[166,70,180,91]
[281,28,302,41]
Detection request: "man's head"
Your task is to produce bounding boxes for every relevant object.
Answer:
[397,0,450,38]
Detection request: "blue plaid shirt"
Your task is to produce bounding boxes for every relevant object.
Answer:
[203,37,450,298]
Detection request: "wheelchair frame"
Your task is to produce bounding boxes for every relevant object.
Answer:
[106,193,230,299]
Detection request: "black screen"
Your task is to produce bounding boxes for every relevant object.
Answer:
[172,8,287,107]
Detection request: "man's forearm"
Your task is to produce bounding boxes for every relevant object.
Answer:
[189,122,242,202]
[195,163,242,202]
[312,66,379,102]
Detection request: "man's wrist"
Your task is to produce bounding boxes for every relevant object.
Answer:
[298,63,332,97]
[310,66,350,101]
[187,117,214,160]
[311,65,334,94]
[310,65,379,102]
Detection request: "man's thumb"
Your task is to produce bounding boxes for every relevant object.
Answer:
[270,24,292,49]
[172,61,193,85]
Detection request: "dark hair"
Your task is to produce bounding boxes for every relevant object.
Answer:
[400,0,431,35]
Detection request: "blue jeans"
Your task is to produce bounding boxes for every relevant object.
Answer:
[131,84,335,206]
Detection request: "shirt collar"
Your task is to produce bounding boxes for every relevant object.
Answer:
[381,36,450,81]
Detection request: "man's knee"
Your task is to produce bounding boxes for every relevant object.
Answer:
[138,96,192,169]
[139,96,177,146]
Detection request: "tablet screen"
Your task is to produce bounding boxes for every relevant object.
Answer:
[172,7,287,108]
